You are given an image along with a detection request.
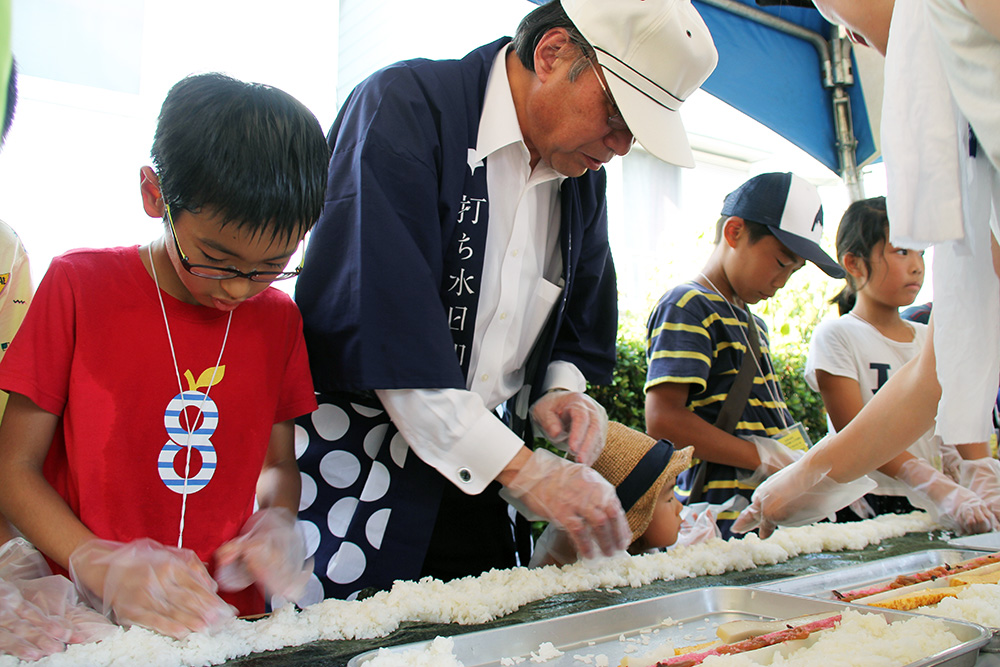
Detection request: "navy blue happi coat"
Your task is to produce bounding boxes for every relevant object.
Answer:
[294,38,618,600]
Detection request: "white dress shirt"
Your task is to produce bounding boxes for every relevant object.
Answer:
[883,0,1000,444]
[377,48,587,495]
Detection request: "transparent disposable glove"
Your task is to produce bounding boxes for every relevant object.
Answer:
[527,524,578,568]
[735,435,804,487]
[530,390,608,466]
[955,457,1000,528]
[0,536,51,582]
[502,448,630,560]
[845,496,876,520]
[674,503,723,547]
[940,444,963,482]
[731,445,877,538]
[0,538,115,660]
[215,507,312,603]
[69,538,234,640]
[896,458,996,534]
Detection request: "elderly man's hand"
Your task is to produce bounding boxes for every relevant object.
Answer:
[503,448,630,560]
[530,390,608,466]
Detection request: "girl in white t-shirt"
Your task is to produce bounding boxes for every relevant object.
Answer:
[805,197,994,533]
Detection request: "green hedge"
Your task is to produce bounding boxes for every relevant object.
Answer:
[587,333,828,442]
[587,335,648,432]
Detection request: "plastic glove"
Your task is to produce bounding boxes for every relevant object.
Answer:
[502,448,630,560]
[959,457,1000,519]
[530,390,608,466]
[845,496,876,520]
[956,457,1000,526]
[0,536,51,582]
[0,538,115,660]
[735,435,804,487]
[895,457,996,535]
[731,444,877,538]
[215,508,312,603]
[527,524,578,568]
[69,538,234,640]
[673,502,723,547]
[940,444,963,482]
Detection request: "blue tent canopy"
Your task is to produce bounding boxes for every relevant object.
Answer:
[693,0,877,177]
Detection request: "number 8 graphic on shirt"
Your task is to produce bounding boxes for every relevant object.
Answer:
[158,366,225,494]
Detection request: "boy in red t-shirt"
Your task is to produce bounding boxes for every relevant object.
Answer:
[0,72,329,640]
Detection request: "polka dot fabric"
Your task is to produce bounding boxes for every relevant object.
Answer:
[295,393,445,603]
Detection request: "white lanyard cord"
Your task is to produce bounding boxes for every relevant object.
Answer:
[148,245,233,548]
[696,274,790,429]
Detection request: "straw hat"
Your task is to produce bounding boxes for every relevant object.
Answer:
[593,422,693,544]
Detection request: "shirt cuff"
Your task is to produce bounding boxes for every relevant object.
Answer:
[375,388,524,495]
[443,411,525,494]
[542,360,587,395]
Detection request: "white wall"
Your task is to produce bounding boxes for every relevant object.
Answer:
[0,0,340,289]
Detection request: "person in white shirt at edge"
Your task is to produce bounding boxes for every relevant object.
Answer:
[734,0,1000,537]
[292,0,718,600]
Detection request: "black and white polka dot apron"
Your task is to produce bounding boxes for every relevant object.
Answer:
[295,391,445,601]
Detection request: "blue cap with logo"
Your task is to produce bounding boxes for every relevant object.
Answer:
[721,172,844,278]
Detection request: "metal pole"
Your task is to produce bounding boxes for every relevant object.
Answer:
[697,0,865,200]
[830,31,865,201]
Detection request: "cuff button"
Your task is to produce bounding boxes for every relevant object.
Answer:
[458,468,472,483]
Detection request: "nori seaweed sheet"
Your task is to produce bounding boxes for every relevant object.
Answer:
[226,531,959,666]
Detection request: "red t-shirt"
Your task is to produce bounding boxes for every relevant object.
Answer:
[0,246,318,615]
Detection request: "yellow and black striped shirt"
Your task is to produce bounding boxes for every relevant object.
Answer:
[645,282,792,538]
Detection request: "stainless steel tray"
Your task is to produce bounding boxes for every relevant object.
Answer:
[347,586,989,666]
[949,533,1000,552]
[755,549,1000,652]
[754,549,987,600]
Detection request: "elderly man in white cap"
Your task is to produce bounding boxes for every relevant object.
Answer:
[293,0,717,601]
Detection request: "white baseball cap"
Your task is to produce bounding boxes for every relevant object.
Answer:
[563,0,718,168]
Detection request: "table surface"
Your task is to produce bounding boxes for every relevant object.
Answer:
[225,531,995,667]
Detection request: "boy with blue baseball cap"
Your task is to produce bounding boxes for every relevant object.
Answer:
[643,172,843,539]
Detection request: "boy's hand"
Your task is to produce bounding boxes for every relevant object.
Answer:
[736,435,803,487]
[0,538,115,660]
[69,538,234,640]
[530,390,608,466]
[732,442,877,538]
[501,448,630,560]
[215,507,312,604]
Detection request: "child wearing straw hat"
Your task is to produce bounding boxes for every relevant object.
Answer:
[530,422,693,567]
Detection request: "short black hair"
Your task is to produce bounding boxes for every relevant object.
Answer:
[151,72,330,242]
[510,0,592,80]
[1,59,17,149]
[713,215,774,245]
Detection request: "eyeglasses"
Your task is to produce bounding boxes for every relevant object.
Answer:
[588,59,630,134]
[165,202,303,282]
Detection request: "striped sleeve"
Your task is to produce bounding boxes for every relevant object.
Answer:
[645,285,729,393]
